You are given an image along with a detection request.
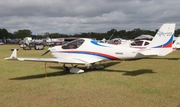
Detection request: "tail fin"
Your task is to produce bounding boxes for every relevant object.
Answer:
[4,48,18,60]
[147,23,176,56]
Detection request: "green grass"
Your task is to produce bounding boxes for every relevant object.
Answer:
[1,44,180,107]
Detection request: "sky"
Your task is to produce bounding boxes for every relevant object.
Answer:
[0,0,180,35]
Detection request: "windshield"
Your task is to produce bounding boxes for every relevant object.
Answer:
[62,39,85,49]
[131,41,144,46]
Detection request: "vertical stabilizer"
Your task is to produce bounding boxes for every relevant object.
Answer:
[147,23,175,56]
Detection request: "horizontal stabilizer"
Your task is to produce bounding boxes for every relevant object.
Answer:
[139,49,157,56]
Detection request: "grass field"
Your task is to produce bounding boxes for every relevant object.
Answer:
[0,44,180,107]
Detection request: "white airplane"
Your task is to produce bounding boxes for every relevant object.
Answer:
[172,36,180,50]
[130,35,180,50]
[5,23,175,74]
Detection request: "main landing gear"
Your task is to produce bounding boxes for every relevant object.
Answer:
[62,63,105,74]
[62,64,69,71]
[62,64,84,74]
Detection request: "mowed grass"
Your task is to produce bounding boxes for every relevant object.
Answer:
[0,44,180,107]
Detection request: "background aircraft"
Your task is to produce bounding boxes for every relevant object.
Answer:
[5,23,175,74]
[172,36,180,50]
[129,35,180,50]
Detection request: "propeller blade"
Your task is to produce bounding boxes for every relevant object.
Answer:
[41,50,50,56]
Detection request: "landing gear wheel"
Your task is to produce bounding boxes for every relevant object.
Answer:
[62,64,69,71]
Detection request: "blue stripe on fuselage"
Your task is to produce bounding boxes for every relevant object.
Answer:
[90,40,109,47]
[59,51,120,60]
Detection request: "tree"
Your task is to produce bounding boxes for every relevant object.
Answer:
[43,32,50,37]
[14,29,32,38]
[118,30,127,39]
[175,29,180,36]
[0,28,9,39]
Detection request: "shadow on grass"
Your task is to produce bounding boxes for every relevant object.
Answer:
[9,70,70,80]
[147,57,180,60]
[9,69,155,80]
[9,61,155,80]
[9,61,120,80]
[101,69,156,76]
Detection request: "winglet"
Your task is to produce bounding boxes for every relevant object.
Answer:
[4,48,18,60]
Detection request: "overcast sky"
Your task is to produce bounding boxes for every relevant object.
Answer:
[0,0,179,35]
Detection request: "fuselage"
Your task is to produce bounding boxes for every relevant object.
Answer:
[48,38,148,61]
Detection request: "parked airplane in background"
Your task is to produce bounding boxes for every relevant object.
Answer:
[173,36,180,50]
[5,23,175,74]
[130,35,180,50]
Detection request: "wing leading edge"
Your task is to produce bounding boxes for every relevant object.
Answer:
[4,49,103,64]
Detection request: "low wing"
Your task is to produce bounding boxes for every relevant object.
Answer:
[4,49,103,64]
[17,57,102,64]
[17,57,60,62]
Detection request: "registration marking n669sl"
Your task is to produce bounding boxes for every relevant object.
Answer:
[115,52,123,55]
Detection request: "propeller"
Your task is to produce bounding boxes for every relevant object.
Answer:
[41,50,50,56]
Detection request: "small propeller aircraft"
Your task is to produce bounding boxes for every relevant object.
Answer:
[172,36,180,50]
[129,34,180,50]
[5,23,175,74]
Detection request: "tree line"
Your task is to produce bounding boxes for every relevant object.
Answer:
[1,28,180,40]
